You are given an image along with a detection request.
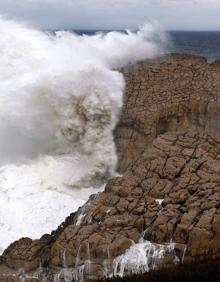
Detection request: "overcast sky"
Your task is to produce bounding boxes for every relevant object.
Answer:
[1,0,220,30]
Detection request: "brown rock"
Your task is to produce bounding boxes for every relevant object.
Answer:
[2,54,220,280]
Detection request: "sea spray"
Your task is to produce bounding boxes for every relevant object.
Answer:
[112,239,177,277]
[47,240,178,281]
[0,16,167,252]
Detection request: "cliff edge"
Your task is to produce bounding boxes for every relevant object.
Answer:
[1,54,220,281]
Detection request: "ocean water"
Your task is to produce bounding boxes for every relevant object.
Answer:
[168,31,220,62]
[0,18,166,253]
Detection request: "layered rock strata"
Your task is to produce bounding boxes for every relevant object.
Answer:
[1,54,220,281]
[115,54,220,171]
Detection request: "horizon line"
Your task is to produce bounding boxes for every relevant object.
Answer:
[42,28,220,32]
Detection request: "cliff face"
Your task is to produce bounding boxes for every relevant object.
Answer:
[1,54,220,281]
[115,54,220,171]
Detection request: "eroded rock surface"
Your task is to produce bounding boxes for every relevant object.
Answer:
[115,54,220,171]
[1,54,220,281]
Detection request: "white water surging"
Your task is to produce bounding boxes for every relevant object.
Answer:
[0,17,167,252]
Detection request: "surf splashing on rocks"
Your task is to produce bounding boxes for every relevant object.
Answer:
[0,17,167,252]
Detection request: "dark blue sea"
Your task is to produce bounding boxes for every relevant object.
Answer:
[168,31,220,62]
[70,30,220,63]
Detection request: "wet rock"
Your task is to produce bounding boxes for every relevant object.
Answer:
[1,54,220,280]
[2,129,220,279]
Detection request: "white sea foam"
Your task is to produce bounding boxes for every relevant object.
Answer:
[0,17,167,252]
[50,240,177,282]
[112,239,177,277]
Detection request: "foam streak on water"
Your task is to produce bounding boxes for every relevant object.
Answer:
[0,17,167,252]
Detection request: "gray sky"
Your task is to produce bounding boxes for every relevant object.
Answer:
[1,0,220,30]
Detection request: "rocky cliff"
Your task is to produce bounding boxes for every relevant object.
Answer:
[1,54,220,281]
[115,54,220,171]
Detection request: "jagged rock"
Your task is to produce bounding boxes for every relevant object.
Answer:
[115,54,220,172]
[1,130,220,280]
[1,54,220,281]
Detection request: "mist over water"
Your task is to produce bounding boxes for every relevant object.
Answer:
[0,17,167,252]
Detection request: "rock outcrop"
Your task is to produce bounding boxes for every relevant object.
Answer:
[115,54,220,171]
[1,54,220,281]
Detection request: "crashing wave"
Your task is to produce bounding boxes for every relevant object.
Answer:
[0,17,167,252]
